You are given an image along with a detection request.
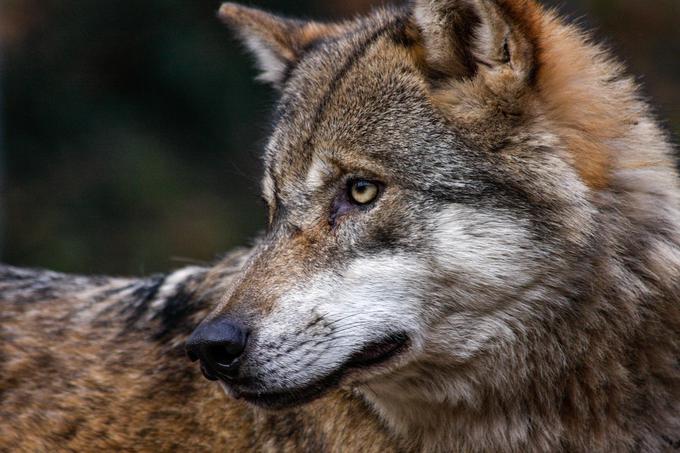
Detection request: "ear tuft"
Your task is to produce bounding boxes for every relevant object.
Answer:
[413,0,541,83]
[219,3,347,88]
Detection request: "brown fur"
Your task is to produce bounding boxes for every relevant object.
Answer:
[0,255,398,452]
[427,0,645,190]
[2,1,680,451]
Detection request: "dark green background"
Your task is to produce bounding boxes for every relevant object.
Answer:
[1,0,678,275]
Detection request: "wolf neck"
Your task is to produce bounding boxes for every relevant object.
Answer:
[358,262,680,452]
[360,349,638,452]
[358,358,582,452]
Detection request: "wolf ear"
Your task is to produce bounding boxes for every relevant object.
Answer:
[413,0,540,82]
[219,3,346,88]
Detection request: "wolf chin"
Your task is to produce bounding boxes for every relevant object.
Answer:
[2,0,680,451]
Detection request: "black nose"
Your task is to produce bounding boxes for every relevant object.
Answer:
[186,318,248,381]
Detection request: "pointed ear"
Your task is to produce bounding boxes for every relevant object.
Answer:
[413,0,540,83]
[219,3,346,88]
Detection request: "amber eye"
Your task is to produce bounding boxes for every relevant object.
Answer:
[348,180,380,205]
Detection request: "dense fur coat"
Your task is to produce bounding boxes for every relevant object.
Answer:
[2,0,680,452]
[0,255,396,452]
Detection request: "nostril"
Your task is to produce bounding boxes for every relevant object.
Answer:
[206,344,242,369]
[200,363,219,381]
[187,348,199,363]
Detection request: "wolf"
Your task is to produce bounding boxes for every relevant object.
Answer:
[2,0,680,451]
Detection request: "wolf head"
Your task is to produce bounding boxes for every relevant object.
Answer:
[187,0,678,418]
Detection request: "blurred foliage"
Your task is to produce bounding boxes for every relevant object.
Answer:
[0,0,678,275]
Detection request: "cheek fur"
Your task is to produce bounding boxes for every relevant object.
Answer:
[430,205,539,291]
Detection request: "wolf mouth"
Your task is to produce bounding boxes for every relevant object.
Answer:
[232,333,409,410]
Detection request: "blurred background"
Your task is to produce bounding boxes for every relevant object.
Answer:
[0,0,678,276]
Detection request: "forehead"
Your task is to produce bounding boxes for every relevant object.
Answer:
[264,12,455,193]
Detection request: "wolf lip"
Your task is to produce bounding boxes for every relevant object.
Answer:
[345,333,409,369]
[232,333,409,410]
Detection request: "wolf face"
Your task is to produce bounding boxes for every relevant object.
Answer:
[187,0,679,430]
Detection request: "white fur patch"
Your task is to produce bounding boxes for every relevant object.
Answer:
[248,253,427,390]
[262,175,275,206]
[305,155,335,191]
[432,205,534,288]
[243,35,287,85]
[149,266,204,314]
